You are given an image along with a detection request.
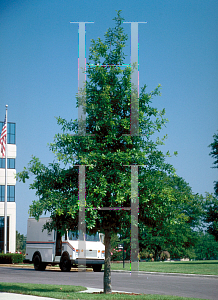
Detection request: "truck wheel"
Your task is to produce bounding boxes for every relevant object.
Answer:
[60,252,71,272]
[33,254,46,271]
[93,264,102,272]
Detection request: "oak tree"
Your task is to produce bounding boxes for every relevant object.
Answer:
[18,11,179,293]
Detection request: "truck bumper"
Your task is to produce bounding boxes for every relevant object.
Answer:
[74,259,104,265]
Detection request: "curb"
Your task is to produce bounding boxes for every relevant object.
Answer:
[79,287,140,294]
[0,264,93,272]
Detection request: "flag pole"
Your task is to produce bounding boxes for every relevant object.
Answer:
[4,105,8,254]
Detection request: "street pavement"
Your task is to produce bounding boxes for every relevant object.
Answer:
[0,266,217,300]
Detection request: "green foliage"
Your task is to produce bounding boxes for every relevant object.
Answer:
[203,193,218,241]
[160,251,170,261]
[138,171,203,260]
[204,131,218,240]
[209,131,218,170]
[194,231,218,260]
[110,233,128,261]
[139,249,153,261]
[17,157,79,234]
[0,253,23,264]
[111,247,125,261]
[109,171,202,262]
[16,231,26,254]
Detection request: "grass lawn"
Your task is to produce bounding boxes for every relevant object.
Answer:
[109,260,218,276]
[0,282,209,300]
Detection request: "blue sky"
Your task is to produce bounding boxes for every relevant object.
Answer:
[0,0,217,235]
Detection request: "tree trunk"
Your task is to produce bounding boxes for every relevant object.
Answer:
[104,228,112,293]
[55,231,62,256]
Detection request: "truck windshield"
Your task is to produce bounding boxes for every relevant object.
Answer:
[85,233,100,242]
[68,231,78,241]
[68,231,100,242]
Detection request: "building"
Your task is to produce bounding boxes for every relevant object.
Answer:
[0,122,16,253]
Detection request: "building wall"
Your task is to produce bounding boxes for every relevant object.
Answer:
[0,123,16,253]
[0,202,16,252]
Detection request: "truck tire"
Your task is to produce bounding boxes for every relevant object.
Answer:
[60,252,71,272]
[33,253,46,271]
[93,264,102,272]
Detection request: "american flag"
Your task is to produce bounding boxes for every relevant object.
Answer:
[0,116,7,157]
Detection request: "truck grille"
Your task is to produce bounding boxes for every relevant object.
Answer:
[84,250,97,258]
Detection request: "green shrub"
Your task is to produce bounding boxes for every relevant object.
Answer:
[160,251,170,261]
[0,253,23,264]
[139,249,153,261]
[111,247,126,261]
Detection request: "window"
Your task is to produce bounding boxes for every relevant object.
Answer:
[0,122,16,144]
[0,216,9,252]
[68,231,78,241]
[0,186,15,202]
[85,233,100,242]
[0,158,15,169]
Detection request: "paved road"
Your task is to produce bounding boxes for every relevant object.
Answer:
[0,267,217,300]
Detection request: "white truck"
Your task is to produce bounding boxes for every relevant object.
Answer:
[25,217,105,272]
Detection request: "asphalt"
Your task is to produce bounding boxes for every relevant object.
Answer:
[0,265,217,299]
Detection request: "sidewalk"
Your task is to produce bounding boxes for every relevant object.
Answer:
[0,293,54,300]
